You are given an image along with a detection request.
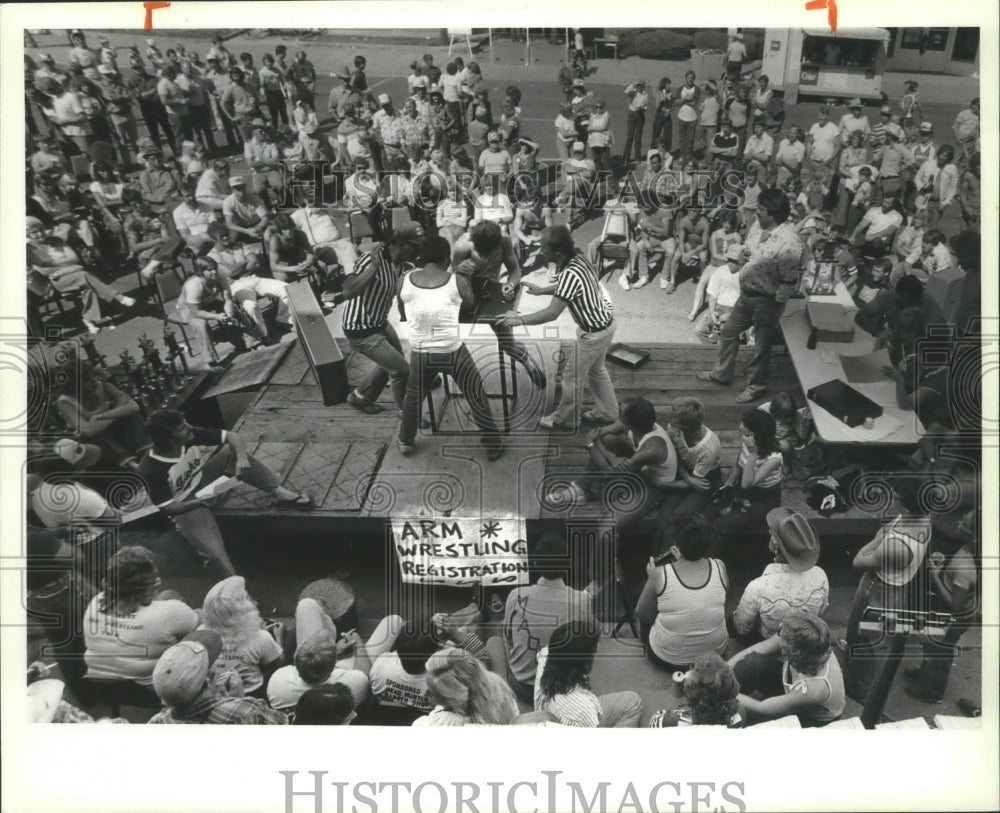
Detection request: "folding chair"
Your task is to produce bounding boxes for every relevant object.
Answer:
[26,273,74,337]
[595,209,632,277]
[152,265,219,362]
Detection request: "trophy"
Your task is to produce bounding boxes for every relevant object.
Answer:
[79,335,108,370]
[163,326,191,380]
[138,334,168,407]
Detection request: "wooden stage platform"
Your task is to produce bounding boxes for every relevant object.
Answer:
[210,336,899,538]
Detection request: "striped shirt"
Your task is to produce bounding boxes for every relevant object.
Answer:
[534,647,602,727]
[341,246,398,333]
[554,254,613,331]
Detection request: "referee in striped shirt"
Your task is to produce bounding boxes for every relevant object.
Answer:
[339,223,424,414]
[496,225,619,431]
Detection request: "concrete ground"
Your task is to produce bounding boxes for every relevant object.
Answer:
[22,30,982,727]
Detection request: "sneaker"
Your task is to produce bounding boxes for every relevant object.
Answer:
[617,273,631,291]
[633,276,649,289]
[115,295,136,307]
[83,320,100,335]
[397,440,414,456]
[663,280,676,294]
[348,391,384,414]
[735,387,766,404]
[659,276,670,289]
[697,371,731,386]
[546,481,589,509]
[538,414,564,430]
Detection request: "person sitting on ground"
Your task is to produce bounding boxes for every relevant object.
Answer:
[850,193,903,257]
[413,648,520,726]
[198,576,285,700]
[731,508,828,642]
[149,629,289,724]
[267,598,387,715]
[136,409,313,579]
[655,397,724,547]
[708,408,784,552]
[647,652,745,728]
[636,511,729,670]
[534,620,642,728]
[485,532,595,703]
[848,256,892,307]
[292,683,358,725]
[759,391,811,458]
[82,546,199,695]
[53,360,151,470]
[728,611,845,727]
[546,396,677,531]
[367,618,442,723]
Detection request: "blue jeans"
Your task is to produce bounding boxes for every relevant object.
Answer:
[399,344,501,450]
[711,293,785,390]
[348,322,409,410]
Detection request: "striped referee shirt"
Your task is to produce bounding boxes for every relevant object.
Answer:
[554,254,613,331]
[342,247,398,334]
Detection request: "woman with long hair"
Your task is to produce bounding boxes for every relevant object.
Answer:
[710,407,784,553]
[199,575,285,699]
[728,610,845,727]
[413,647,519,726]
[647,652,744,727]
[535,620,642,727]
[82,546,198,689]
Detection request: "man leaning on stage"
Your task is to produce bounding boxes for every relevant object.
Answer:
[137,410,314,579]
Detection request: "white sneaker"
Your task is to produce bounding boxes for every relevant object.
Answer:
[116,295,136,307]
[633,276,649,289]
[83,320,100,335]
[546,481,588,509]
[659,275,669,289]
[617,273,631,291]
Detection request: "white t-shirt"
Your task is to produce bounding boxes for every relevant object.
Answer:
[706,263,742,309]
[440,73,462,103]
[369,652,433,711]
[267,664,370,711]
[291,207,342,246]
[84,596,199,683]
[172,201,216,236]
[859,207,903,238]
[203,628,283,694]
[807,121,840,162]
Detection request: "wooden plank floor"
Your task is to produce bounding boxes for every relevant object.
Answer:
[216,339,888,534]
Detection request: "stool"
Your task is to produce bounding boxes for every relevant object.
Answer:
[424,347,518,435]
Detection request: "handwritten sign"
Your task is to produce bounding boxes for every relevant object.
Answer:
[391,517,529,586]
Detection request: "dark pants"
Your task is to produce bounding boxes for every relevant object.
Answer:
[399,345,501,450]
[732,652,784,701]
[265,90,289,127]
[188,104,217,152]
[711,293,786,390]
[138,99,175,152]
[651,112,672,152]
[623,110,646,162]
[166,112,194,155]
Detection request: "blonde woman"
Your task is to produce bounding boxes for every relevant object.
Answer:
[412,648,520,726]
[199,576,285,699]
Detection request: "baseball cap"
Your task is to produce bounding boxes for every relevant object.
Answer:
[725,242,744,261]
[377,93,391,105]
[152,630,223,706]
[880,106,891,115]
[412,75,429,88]
[572,141,585,152]
[767,507,820,572]
[919,121,933,132]
[884,123,904,140]
[847,97,862,108]
[486,131,501,143]
[572,78,585,87]
[228,175,247,187]
[390,223,425,246]
[53,439,101,471]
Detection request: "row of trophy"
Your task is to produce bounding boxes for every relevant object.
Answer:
[80,328,195,415]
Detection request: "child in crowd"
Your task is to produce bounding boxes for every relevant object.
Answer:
[760,392,812,460]
[850,256,893,306]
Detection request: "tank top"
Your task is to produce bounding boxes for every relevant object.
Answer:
[678,85,698,122]
[782,656,846,725]
[878,515,931,587]
[399,271,463,352]
[649,559,728,666]
[627,424,677,486]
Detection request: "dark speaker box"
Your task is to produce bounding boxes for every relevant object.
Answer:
[286,281,350,406]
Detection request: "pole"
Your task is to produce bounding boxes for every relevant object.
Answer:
[525,28,531,66]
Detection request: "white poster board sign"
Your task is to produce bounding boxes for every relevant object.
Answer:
[391,516,529,586]
[447,27,473,36]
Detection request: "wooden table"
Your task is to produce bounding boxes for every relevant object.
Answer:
[781,284,924,446]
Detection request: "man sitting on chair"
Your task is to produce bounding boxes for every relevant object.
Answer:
[222,175,271,245]
[290,187,357,278]
[268,212,320,284]
[343,157,382,240]
[626,195,675,291]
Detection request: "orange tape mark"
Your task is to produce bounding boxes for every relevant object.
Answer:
[144,1,171,32]
[805,0,838,34]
